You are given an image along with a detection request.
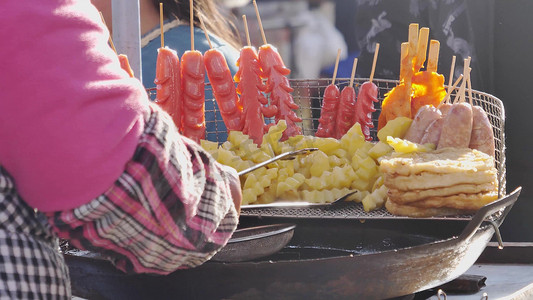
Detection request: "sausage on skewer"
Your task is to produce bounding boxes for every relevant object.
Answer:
[154,47,182,131]
[204,48,244,132]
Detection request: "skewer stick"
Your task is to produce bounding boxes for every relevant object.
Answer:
[369,43,380,83]
[414,27,429,72]
[427,40,440,72]
[332,49,341,85]
[252,0,267,45]
[467,73,473,105]
[446,56,457,103]
[160,3,165,48]
[190,0,194,51]
[99,12,117,53]
[399,42,409,82]
[466,62,473,105]
[454,57,471,103]
[408,23,419,61]
[439,74,463,107]
[243,15,251,47]
[199,17,213,49]
[349,58,358,88]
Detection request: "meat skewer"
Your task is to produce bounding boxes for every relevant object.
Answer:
[253,0,302,140]
[154,3,182,131]
[234,15,273,145]
[315,49,341,138]
[181,0,206,143]
[200,17,244,132]
[335,57,358,139]
[354,43,380,141]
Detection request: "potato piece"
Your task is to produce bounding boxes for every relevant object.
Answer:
[313,137,341,155]
[377,116,413,141]
[362,184,389,211]
[310,150,330,177]
[386,136,435,153]
[242,189,257,205]
[200,139,219,151]
[368,141,394,160]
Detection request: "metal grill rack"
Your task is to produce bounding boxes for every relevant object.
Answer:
[148,78,506,220]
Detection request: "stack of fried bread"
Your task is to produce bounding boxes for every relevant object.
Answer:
[380,147,499,217]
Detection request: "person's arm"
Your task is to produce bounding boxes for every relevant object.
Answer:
[0,0,240,274]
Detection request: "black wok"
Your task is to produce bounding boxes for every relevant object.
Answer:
[66,187,520,300]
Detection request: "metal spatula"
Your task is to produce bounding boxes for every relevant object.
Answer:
[237,148,318,176]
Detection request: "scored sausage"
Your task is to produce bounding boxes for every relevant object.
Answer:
[354,81,379,141]
[469,105,495,156]
[437,102,473,149]
[204,48,244,132]
[335,85,356,139]
[181,50,206,143]
[404,105,442,143]
[154,47,182,131]
[315,84,340,138]
[258,44,302,140]
[234,46,273,145]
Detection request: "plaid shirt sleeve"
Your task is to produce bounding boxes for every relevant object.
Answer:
[45,103,239,275]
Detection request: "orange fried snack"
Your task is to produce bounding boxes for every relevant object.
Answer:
[378,83,412,131]
[410,71,446,117]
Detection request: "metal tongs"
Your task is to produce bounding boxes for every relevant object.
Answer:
[237,148,318,176]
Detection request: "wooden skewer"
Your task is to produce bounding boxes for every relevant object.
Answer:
[466,69,473,105]
[414,27,429,72]
[190,0,194,51]
[332,49,341,85]
[160,3,165,48]
[466,59,473,105]
[427,40,440,72]
[439,74,463,107]
[99,12,117,53]
[252,0,267,45]
[445,55,457,104]
[399,42,409,82]
[408,23,419,61]
[369,43,380,83]
[199,16,213,49]
[243,15,251,47]
[349,58,358,88]
[454,57,471,103]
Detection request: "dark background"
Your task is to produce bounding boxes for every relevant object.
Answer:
[493,0,533,241]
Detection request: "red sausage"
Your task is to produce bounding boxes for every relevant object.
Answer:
[354,81,379,141]
[469,105,495,156]
[234,46,272,145]
[335,86,356,139]
[437,102,473,149]
[258,44,302,140]
[154,47,182,131]
[181,50,206,143]
[315,84,340,138]
[204,48,243,132]
[404,105,441,143]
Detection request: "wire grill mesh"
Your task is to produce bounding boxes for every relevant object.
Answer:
[148,78,506,220]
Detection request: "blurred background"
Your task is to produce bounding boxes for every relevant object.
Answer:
[229,0,532,241]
